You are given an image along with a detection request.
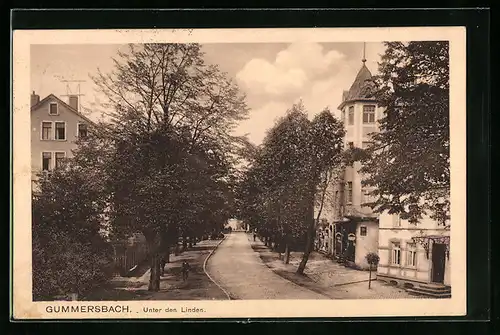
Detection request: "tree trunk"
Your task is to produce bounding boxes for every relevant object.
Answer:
[148,252,161,291]
[297,222,314,275]
[297,185,316,275]
[182,236,188,250]
[368,265,372,289]
[174,243,180,255]
[284,243,290,264]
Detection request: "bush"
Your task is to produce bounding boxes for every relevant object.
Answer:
[32,231,113,300]
[32,166,113,300]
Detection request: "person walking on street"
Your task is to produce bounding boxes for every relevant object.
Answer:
[181,261,191,281]
[253,232,256,242]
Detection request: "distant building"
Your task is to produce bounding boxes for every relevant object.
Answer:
[30,91,94,186]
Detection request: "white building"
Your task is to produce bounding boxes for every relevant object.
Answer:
[30,91,94,187]
[376,212,451,297]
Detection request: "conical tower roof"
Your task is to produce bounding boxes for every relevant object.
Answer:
[345,64,373,101]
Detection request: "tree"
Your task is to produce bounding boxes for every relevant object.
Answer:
[296,108,344,274]
[92,43,248,291]
[235,103,344,274]
[360,41,450,225]
[32,145,113,300]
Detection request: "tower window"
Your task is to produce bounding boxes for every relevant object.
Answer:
[348,106,354,125]
[346,182,353,203]
[363,105,376,124]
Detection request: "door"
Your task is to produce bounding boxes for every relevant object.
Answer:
[431,243,446,283]
[335,235,342,256]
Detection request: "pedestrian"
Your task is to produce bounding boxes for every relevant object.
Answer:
[181,261,191,281]
[253,232,256,241]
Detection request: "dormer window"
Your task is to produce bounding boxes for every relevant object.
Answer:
[49,103,59,115]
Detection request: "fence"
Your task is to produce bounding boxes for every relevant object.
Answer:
[112,240,149,276]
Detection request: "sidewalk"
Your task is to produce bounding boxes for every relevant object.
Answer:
[249,234,427,299]
[83,238,228,301]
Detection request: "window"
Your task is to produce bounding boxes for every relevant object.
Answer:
[341,110,346,124]
[362,188,370,204]
[346,182,353,203]
[362,141,372,150]
[360,226,367,236]
[55,122,66,140]
[406,243,417,267]
[393,214,402,227]
[363,105,376,124]
[49,103,58,115]
[78,123,88,138]
[41,122,52,140]
[391,242,401,265]
[348,106,354,125]
[42,152,52,171]
[55,152,66,169]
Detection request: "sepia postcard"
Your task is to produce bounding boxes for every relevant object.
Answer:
[12,26,466,319]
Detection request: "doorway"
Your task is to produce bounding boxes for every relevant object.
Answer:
[431,243,446,283]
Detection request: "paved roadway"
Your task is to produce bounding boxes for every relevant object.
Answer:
[206,232,327,300]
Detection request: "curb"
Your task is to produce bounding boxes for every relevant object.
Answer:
[202,235,232,300]
[334,278,377,287]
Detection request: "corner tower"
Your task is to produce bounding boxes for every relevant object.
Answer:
[331,43,383,270]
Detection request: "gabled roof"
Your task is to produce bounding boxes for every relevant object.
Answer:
[338,63,376,109]
[31,94,97,126]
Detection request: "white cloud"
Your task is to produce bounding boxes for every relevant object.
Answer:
[236,43,346,99]
[232,63,359,145]
[275,43,345,77]
[232,42,385,145]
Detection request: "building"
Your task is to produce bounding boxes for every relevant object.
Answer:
[31,91,151,276]
[30,91,94,185]
[329,53,384,270]
[376,213,451,297]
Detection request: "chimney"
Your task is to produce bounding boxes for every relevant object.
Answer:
[68,95,79,111]
[30,91,40,107]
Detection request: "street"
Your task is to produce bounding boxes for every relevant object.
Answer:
[206,231,328,299]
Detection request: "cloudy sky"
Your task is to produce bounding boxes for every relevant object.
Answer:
[31,42,385,145]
